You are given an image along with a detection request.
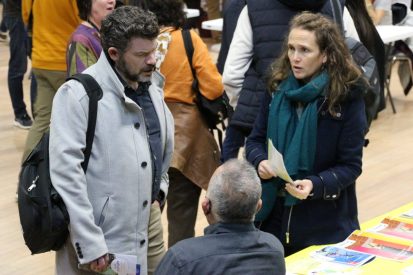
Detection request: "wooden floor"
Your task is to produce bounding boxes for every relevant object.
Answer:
[1,29,413,275]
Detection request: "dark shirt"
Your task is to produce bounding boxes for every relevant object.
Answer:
[155,222,286,275]
[124,83,162,202]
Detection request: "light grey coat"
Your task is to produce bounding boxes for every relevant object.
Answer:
[50,53,174,275]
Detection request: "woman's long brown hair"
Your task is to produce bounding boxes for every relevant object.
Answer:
[267,12,363,115]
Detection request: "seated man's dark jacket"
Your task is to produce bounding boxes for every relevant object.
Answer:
[155,222,286,275]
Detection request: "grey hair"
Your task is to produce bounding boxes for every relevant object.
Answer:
[100,6,159,54]
[207,159,262,223]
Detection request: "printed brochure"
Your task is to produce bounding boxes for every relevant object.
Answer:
[367,216,413,241]
[338,230,413,261]
[311,245,375,266]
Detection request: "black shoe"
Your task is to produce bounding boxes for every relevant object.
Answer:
[0,31,8,42]
[14,114,33,129]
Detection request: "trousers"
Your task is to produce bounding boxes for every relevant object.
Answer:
[22,68,66,162]
[4,14,36,118]
[166,168,202,247]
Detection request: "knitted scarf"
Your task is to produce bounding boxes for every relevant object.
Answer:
[256,71,329,221]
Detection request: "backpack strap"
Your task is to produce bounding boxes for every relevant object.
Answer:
[66,73,103,171]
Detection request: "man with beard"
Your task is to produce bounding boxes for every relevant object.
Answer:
[49,6,174,274]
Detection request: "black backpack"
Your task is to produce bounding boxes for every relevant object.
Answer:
[345,37,381,127]
[17,74,102,254]
[181,29,233,149]
[330,0,381,129]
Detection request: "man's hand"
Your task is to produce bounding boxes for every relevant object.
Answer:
[89,254,110,273]
[258,160,277,179]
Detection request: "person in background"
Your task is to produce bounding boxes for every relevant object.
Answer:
[206,0,224,42]
[3,0,36,129]
[155,159,285,275]
[221,0,359,163]
[0,0,8,41]
[364,0,413,26]
[246,12,368,256]
[21,0,80,161]
[366,0,392,25]
[50,6,174,274]
[67,0,115,76]
[216,0,245,74]
[345,0,386,115]
[146,0,223,249]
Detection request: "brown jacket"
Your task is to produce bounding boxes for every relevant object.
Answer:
[167,103,220,189]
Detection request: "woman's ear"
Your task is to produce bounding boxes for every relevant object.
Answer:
[322,53,327,64]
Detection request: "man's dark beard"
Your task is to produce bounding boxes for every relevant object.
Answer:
[118,58,155,82]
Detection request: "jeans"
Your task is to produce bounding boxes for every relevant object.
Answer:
[221,124,251,162]
[4,15,36,118]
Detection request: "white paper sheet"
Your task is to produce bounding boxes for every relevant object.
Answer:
[268,139,294,184]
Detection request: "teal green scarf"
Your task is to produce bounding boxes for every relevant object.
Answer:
[256,71,329,221]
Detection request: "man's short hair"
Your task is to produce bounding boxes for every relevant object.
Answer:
[100,6,159,54]
[208,159,262,223]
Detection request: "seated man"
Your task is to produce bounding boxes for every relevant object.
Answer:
[155,159,286,275]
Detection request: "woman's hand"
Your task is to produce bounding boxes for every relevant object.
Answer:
[285,179,313,200]
[258,160,277,179]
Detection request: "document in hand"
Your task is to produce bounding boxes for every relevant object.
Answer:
[78,253,139,275]
[268,139,295,184]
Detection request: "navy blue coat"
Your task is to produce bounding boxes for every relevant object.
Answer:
[246,84,368,251]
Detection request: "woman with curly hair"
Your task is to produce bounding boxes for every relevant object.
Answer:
[246,12,368,256]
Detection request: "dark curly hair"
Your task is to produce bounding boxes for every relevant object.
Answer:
[101,6,159,53]
[146,0,186,28]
